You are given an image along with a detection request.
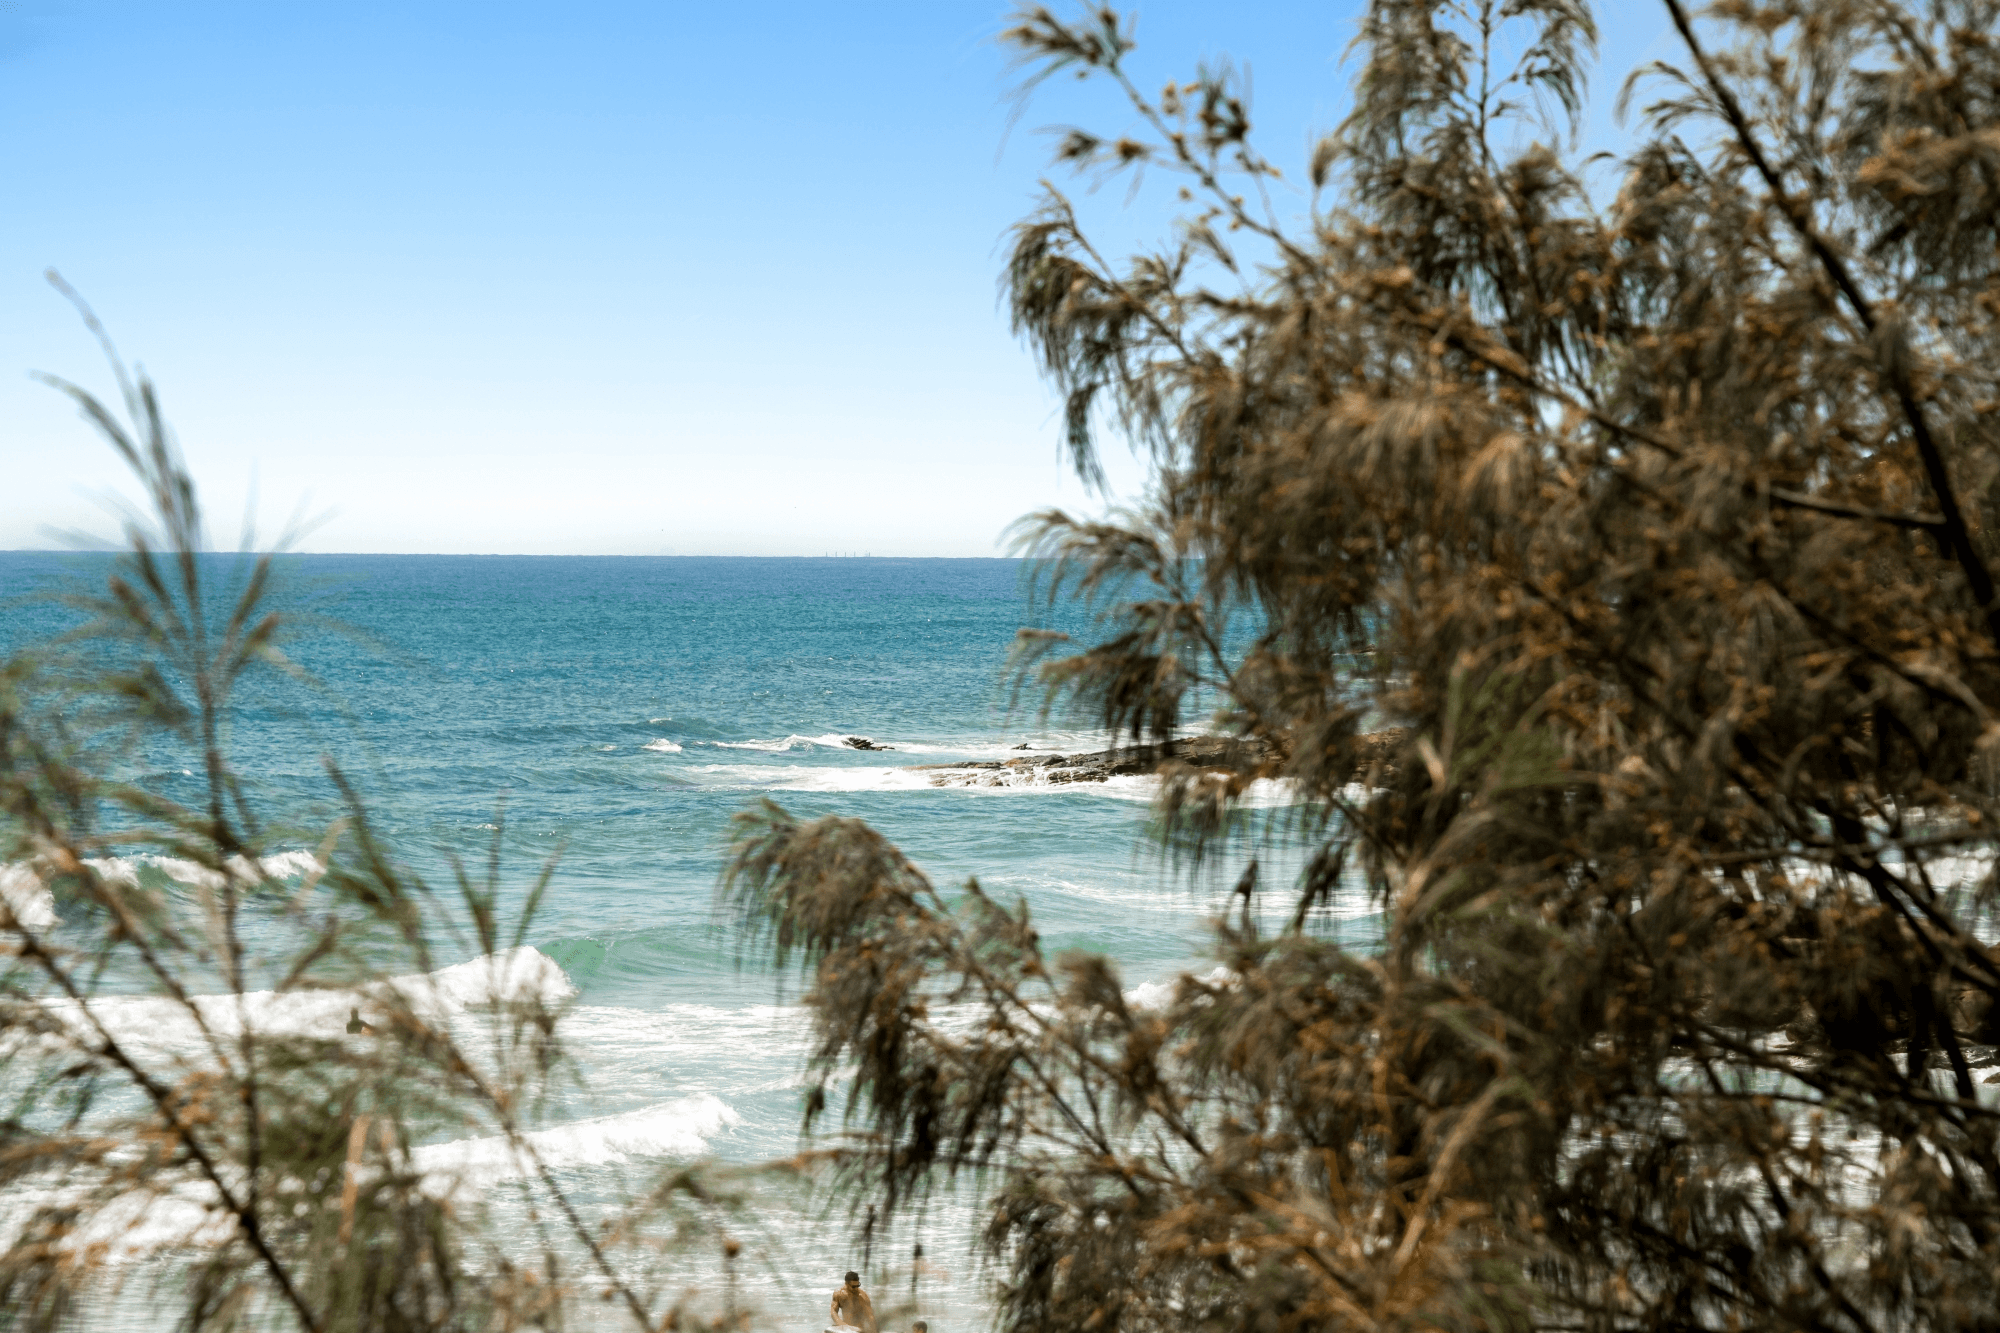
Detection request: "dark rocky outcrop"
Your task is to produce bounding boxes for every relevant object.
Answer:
[912,731,1403,788]
[844,736,894,751]
[913,735,1282,787]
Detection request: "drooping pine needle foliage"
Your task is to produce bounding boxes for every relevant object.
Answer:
[724,2,2000,1329]
[0,292,750,1332]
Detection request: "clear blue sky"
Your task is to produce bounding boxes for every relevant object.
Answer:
[1,1,1679,555]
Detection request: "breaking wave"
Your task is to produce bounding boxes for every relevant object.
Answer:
[708,733,872,752]
[686,763,936,792]
[24,947,576,1056]
[412,1093,738,1186]
[2,1092,736,1260]
[1125,965,1238,1011]
[0,850,326,930]
[0,863,57,929]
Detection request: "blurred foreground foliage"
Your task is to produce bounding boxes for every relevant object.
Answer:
[0,299,756,1330]
[725,2,2000,1330]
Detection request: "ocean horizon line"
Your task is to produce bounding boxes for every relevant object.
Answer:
[1,549,1031,561]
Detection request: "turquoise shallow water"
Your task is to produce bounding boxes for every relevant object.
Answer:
[0,552,1369,1328]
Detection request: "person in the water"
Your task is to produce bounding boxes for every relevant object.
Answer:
[828,1271,877,1332]
[345,1007,376,1035]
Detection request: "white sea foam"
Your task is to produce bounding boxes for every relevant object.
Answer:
[2,1092,737,1261]
[417,947,578,1011]
[557,1002,808,1089]
[711,733,850,752]
[678,761,1313,803]
[642,738,684,753]
[0,1178,234,1261]
[1891,850,1996,889]
[710,731,1129,759]
[1125,965,1238,1011]
[1738,850,1996,901]
[24,947,576,1059]
[412,1093,738,1187]
[0,851,324,932]
[920,765,1306,806]
[687,763,939,793]
[0,863,58,928]
[257,850,325,878]
[97,850,322,890]
[881,731,1116,759]
[979,871,1193,915]
[709,731,958,754]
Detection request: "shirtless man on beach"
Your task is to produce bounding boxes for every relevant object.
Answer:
[829,1271,877,1333]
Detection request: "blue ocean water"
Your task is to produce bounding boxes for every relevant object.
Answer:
[0,552,1366,1328]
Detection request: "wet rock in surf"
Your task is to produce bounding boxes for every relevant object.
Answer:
[912,731,1401,788]
[843,736,894,751]
[912,735,1281,788]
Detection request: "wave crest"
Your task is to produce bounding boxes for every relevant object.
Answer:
[0,850,327,930]
[23,946,577,1056]
[1126,965,1238,1011]
[413,1093,738,1187]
